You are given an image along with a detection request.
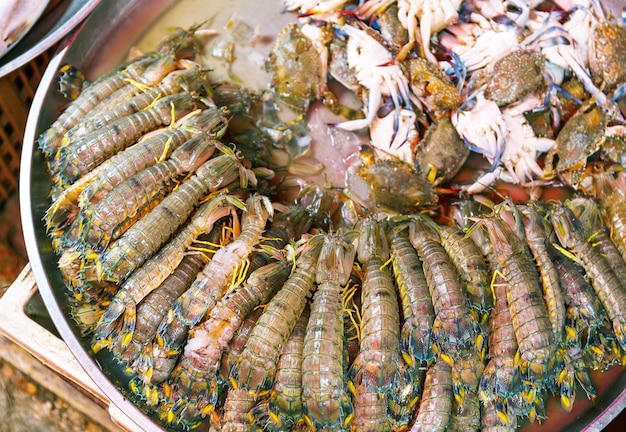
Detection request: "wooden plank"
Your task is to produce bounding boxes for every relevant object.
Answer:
[0,265,143,432]
[0,335,123,432]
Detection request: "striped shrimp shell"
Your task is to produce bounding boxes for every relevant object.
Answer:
[301,232,355,431]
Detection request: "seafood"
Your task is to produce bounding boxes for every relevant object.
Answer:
[222,236,323,430]
[447,389,480,432]
[478,273,523,407]
[593,169,626,264]
[440,17,520,74]
[79,107,229,207]
[358,0,463,63]
[254,307,310,432]
[357,157,437,214]
[38,26,204,154]
[52,92,205,188]
[218,307,265,386]
[44,107,229,232]
[351,218,411,430]
[544,102,606,187]
[387,220,435,365]
[553,345,596,412]
[96,146,248,282]
[410,359,453,432]
[481,400,517,432]
[551,203,626,350]
[519,204,566,343]
[65,63,210,141]
[160,258,292,428]
[452,93,506,183]
[67,135,218,252]
[546,235,617,370]
[405,57,462,120]
[92,193,234,345]
[112,252,208,365]
[301,232,355,431]
[336,23,411,131]
[408,216,475,359]
[154,194,273,368]
[588,22,626,93]
[40,59,161,156]
[484,50,546,107]
[39,3,626,431]
[268,23,330,112]
[246,186,329,273]
[437,224,492,313]
[414,118,469,186]
[567,197,626,290]
[479,211,554,385]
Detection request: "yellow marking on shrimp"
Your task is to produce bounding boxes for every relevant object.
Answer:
[344,412,354,426]
[562,393,573,410]
[122,331,133,348]
[380,256,394,270]
[440,352,453,366]
[144,93,164,110]
[145,366,154,382]
[553,242,584,266]
[228,259,250,292]
[202,404,214,416]
[149,387,159,406]
[303,414,315,431]
[427,164,438,184]
[157,135,175,163]
[92,338,109,353]
[129,379,140,395]
[475,333,485,354]
[590,345,604,356]
[125,77,152,92]
[347,380,356,396]
[497,410,509,424]
[587,229,601,244]
[269,411,281,425]
[514,351,521,368]
[523,387,536,404]
[489,269,505,304]
[565,326,578,342]
[229,376,240,390]
[192,238,223,249]
[156,333,165,348]
[402,351,414,367]
[454,390,464,404]
[162,382,172,398]
[557,368,568,383]
[166,409,176,424]
[343,280,362,343]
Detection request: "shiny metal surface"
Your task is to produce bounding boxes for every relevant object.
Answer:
[0,0,102,78]
[19,0,626,431]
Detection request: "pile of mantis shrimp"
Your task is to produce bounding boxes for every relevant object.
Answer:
[36,0,626,430]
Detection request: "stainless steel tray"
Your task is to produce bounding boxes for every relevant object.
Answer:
[0,0,101,78]
[19,0,626,431]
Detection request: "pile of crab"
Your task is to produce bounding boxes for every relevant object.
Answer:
[33,0,626,431]
[269,0,626,207]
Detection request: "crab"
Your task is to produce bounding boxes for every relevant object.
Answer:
[439,16,521,73]
[335,23,412,132]
[357,0,463,63]
[454,93,555,193]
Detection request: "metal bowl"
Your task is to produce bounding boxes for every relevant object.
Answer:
[19,0,626,431]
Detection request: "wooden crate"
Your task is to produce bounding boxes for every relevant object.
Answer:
[0,49,53,203]
[0,265,144,432]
